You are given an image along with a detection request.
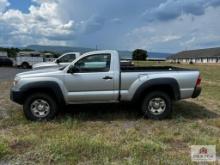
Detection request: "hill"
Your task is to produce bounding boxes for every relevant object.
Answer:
[168,47,220,59]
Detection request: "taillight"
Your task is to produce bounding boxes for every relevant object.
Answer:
[196,75,202,87]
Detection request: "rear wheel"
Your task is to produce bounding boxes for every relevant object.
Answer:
[141,91,172,120]
[23,93,58,121]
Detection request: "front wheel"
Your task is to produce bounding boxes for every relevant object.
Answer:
[21,62,29,69]
[141,91,172,120]
[23,93,58,121]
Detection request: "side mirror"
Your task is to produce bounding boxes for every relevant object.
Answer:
[67,65,80,74]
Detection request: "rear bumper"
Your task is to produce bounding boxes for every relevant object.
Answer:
[10,89,24,105]
[192,86,202,98]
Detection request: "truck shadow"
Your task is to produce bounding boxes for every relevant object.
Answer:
[60,100,219,121]
[172,101,219,119]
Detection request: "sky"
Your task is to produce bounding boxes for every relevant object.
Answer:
[0,0,220,53]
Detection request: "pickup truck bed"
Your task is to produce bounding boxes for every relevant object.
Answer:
[121,66,194,72]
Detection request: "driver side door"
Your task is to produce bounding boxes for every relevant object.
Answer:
[64,53,116,103]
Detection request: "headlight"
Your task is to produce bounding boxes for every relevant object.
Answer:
[13,77,20,86]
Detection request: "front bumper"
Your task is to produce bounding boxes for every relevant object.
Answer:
[192,86,202,98]
[10,89,24,105]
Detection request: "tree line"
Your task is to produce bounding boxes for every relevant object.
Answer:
[1,47,148,61]
[0,47,60,58]
[132,49,148,61]
[0,47,21,57]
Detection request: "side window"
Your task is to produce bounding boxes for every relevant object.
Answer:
[75,54,111,72]
[59,54,76,63]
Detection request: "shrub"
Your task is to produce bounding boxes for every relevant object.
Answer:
[132,49,148,61]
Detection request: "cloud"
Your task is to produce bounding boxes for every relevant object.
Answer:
[0,0,109,46]
[126,6,220,52]
[32,0,59,4]
[0,1,77,46]
[143,0,220,22]
[1,6,73,45]
[0,0,10,13]
[78,16,105,34]
[109,18,122,24]
[0,0,220,52]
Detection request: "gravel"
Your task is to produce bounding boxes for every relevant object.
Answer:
[0,67,30,81]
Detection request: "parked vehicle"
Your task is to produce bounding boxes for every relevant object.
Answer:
[11,50,202,121]
[16,51,43,69]
[0,56,13,67]
[32,52,80,70]
[43,53,56,62]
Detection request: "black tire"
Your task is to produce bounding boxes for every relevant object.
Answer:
[21,62,29,69]
[23,93,58,121]
[141,91,172,120]
[9,61,13,67]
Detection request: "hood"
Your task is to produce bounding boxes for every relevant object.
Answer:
[33,62,57,68]
[16,68,63,79]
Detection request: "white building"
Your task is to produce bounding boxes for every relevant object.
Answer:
[168,47,220,64]
[0,51,8,57]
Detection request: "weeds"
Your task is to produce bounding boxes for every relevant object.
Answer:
[0,64,220,164]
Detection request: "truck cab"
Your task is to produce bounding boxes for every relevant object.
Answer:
[64,50,120,103]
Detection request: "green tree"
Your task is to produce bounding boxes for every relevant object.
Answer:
[132,49,148,61]
[0,47,20,57]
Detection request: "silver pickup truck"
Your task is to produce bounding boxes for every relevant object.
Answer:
[10,50,202,121]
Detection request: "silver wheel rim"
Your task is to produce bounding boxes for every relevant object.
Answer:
[30,99,50,118]
[148,97,166,115]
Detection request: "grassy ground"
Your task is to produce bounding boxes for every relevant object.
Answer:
[0,64,220,164]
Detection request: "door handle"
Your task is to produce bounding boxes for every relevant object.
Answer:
[102,76,113,80]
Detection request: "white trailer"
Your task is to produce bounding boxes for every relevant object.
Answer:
[16,51,44,69]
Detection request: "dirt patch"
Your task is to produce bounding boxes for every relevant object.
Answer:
[203,80,220,86]
[9,140,32,154]
[168,139,188,150]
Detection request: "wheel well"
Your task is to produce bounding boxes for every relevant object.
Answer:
[23,88,60,105]
[22,62,29,65]
[137,85,177,102]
